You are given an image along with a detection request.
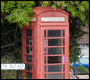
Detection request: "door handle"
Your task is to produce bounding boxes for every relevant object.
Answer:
[66,57,68,62]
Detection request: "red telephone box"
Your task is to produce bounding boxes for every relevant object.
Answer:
[22,6,69,79]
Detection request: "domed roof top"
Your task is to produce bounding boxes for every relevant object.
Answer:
[33,6,69,15]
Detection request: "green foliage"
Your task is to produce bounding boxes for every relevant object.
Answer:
[41,1,89,26]
[4,1,15,13]
[5,8,30,28]
[1,57,16,79]
[22,74,28,79]
[1,55,23,79]
[70,40,81,63]
[42,1,51,7]
[51,4,56,10]
[78,66,89,75]
[1,1,5,13]
[1,1,35,28]
[69,63,89,75]
[1,1,89,27]
[1,70,17,79]
[1,18,3,23]
[69,13,88,63]
[54,1,67,9]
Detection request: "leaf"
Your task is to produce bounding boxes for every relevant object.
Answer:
[69,1,74,4]
[1,18,3,23]
[42,1,51,7]
[56,1,66,9]
[74,1,79,5]
[1,1,5,13]
[51,4,56,10]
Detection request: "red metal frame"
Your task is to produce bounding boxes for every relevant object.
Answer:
[41,26,69,79]
[22,24,35,79]
[22,6,69,79]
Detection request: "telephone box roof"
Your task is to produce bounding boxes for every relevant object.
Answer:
[33,6,69,15]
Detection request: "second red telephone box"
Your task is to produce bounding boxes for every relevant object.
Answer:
[22,6,69,79]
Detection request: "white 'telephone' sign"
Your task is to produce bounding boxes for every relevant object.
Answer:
[41,17,65,21]
[1,63,25,70]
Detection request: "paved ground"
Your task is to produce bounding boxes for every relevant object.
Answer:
[75,75,89,79]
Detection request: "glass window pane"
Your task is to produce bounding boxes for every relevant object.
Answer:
[26,47,32,54]
[26,64,32,71]
[63,73,65,79]
[48,65,62,72]
[63,39,65,46]
[26,38,32,45]
[48,74,62,79]
[63,30,65,37]
[48,48,61,55]
[63,64,65,72]
[48,30,61,37]
[26,72,32,79]
[44,48,46,55]
[48,39,61,46]
[44,74,46,79]
[26,29,32,37]
[48,56,62,63]
[63,47,65,54]
[44,30,46,37]
[44,65,46,72]
[44,57,46,64]
[26,55,32,63]
[44,39,46,46]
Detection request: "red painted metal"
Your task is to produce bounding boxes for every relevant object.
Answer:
[33,6,69,15]
[22,6,69,79]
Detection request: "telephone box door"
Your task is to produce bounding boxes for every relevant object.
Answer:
[41,26,69,79]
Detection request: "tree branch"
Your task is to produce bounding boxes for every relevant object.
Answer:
[1,43,13,49]
[3,47,22,57]
[13,24,18,48]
